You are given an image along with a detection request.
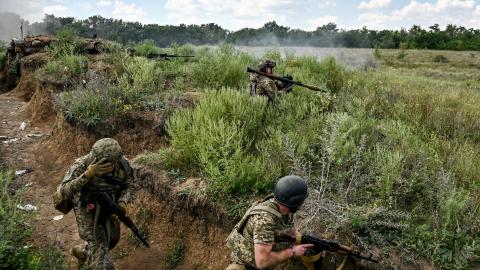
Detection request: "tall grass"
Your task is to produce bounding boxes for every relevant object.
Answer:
[0,170,67,269]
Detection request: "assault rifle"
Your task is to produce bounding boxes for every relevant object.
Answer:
[246,67,328,93]
[277,234,378,263]
[147,53,195,61]
[96,192,150,248]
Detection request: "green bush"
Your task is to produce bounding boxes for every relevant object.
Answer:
[135,39,160,57]
[164,240,187,269]
[37,54,88,82]
[56,73,123,127]
[191,44,255,89]
[48,29,84,59]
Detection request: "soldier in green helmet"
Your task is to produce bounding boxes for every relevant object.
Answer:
[226,175,313,270]
[250,60,294,103]
[53,138,137,270]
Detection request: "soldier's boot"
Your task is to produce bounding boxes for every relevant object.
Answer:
[71,243,87,269]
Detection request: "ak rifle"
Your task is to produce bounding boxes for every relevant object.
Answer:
[246,67,328,93]
[277,234,378,263]
[147,53,195,60]
[96,191,150,248]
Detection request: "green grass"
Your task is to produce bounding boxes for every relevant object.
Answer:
[0,170,67,269]
[164,240,187,269]
[41,35,480,268]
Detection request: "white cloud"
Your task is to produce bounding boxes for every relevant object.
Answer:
[319,0,336,8]
[358,0,391,9]
[306,15,338,30]
[97,0,112,7]
[165,0,301,30]
[358,0,480,29]
[43,4,71,17]
[112,0,146,22]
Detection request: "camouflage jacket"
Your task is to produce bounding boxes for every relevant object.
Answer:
[53,153,136,214]
[250,74,278,101]
[226,195,294,268]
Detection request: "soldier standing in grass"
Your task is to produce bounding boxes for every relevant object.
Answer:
[53,138,136,270]
[250,60,295,103]
[226,175,313,270]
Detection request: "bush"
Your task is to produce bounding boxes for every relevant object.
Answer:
[191,44,255,89]
[37,53,88,82]
[56,72,123,127]
[48,29,84,59]
[134,39,160,57]
[164,240,187,269]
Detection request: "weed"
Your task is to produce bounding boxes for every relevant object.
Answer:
[165,240,187,269]
[0,170,67,269]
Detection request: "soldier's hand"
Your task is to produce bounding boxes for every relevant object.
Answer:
[85,158,113,179]
[112,202,127,222]
[293,244,314,257]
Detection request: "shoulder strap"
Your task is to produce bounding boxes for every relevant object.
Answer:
[235,196,281,233]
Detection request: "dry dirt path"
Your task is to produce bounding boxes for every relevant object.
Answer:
[0,92,84,268]
[0,92,228,270]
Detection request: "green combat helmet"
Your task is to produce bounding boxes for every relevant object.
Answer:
[258,59,276,72]
[91,138,123,163]
[274,175,308,212]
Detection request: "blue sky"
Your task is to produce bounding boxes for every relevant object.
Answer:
[1,0,479,30]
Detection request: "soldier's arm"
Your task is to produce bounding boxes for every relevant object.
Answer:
[55,159,89,201]
[252,214,312,268]
[118,160,138,204]
[265,79,278,101]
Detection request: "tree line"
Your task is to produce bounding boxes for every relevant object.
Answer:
[3,13,480,50]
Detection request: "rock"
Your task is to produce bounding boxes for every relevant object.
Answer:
[31,40,42,47]
[26,133,45,138]
[53,215,64,221]
[3,138,19,144]
[17,204,38,211]
[20,121,27,130]
[15,169,32,176]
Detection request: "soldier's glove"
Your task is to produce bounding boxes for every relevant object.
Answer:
[84,158,113,179]
[112,202,127,222]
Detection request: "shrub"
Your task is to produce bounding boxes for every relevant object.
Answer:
[37,54,88,82]
[56,72,123,127]
[191,44,255,89]
[134,39,160,57]
[48,29,84,59]
[165,240,187,269]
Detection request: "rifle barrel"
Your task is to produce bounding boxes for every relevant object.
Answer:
[246,67,328,92]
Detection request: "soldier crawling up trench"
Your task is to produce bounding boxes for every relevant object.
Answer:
[53,138,141,269]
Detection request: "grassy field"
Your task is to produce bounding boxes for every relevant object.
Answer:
[30,34,480,269]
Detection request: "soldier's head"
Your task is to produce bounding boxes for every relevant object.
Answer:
[90,138,123,165]
[274,175,308,214]
[258,59,276,74]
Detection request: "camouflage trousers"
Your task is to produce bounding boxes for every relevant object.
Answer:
[73,199,120,270]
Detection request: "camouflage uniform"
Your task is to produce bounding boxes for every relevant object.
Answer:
[226,195,294,269]
[53,139,136,270]
[251,74,279,102]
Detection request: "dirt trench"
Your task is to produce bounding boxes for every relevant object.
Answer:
[0,57,233,269]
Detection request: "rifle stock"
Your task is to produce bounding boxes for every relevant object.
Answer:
[246,67,328,93]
